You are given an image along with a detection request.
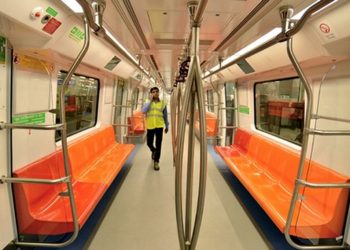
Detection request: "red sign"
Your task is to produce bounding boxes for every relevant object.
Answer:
[42,18,62,35]
[319,23,331,34]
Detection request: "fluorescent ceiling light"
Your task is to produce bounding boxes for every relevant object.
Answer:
[292,0,338,20]
[206,27,281,75]
[61,0,83,13]
[104,29,138,65]
[223,27,281,66]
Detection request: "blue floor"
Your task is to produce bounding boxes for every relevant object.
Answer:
[208,145,296,250]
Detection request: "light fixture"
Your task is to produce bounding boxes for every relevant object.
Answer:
[104,28,138,65]
[61,0,83,13]
[205,27,282,76]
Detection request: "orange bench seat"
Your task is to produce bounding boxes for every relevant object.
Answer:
[127,111,145,135]
[195,111,218,137]
[13,125,135,235]
[215,128,349,239]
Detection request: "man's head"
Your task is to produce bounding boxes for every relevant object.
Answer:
[150,87,159,93]
[150,87,160,100]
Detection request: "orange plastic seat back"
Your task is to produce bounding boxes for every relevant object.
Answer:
[233,128,252,153]
[13,152,65,213]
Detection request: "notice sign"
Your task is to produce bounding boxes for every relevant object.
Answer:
[239,106,250,115]
[316,20,336,41]
[42,17,62,35]
[13,113,45,124]
[69,26,85,42]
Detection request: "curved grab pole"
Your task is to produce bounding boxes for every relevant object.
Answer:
[175,1,208,247]
[281,5,348,250]
[171,86,183,166]
[170,87,180,166]
[14,16,90,248]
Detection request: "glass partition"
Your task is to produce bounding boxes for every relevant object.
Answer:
[55,71,99,140]
[254,77,304,145]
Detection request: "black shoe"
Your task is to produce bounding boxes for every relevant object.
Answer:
[154,162,160,171]
[151,151,155,160]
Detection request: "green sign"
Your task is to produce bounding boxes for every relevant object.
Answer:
[239,106,250,115]
[13,113,45,124]
[0,36,6,64]
[46,6,58,17]
[69,26,84,42]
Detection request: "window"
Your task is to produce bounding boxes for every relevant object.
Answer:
[255,77,304,145]
[56,71,99,140]
[207,90,214,112]
[225,83,236,145]
[132,88,139,111]
[115,79,125,117]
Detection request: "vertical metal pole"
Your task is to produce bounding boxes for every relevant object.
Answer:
[185,84,196,246]
[6,38,18,240]
[13,16,90,249]
[190,32,207,248]
[175,64,195,249]
[59,16,90,244]
[281,6,344,250]
[171,87,179,166]
[175,2,208,249]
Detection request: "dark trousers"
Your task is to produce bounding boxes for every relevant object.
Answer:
[146,128,163,163]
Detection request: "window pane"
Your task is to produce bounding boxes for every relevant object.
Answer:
[225,83,236,145]
[132,88,139,111]
[207,90,214,112]
[115,79,125,117]
[255,78,304,145]
[56,71,99,140]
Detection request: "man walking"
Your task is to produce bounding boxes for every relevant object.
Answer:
[142,87,169,170]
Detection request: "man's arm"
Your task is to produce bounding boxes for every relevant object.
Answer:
[142,101,151,114]
[163,106,169,132]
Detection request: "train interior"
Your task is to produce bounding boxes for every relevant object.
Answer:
[1,0,350,249]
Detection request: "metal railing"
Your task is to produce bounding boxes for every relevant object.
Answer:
[279,2,350,249]
[0,16,91,248]
[175,1,208,249]
[170,86,182,166]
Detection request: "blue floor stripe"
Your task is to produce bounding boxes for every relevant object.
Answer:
[208,145,296,250]
[34,144,140,250]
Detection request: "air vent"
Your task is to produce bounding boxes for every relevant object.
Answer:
[104,56,121,71]
[236,59,255,74]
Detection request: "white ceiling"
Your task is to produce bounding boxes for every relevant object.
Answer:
[104,0,321,88]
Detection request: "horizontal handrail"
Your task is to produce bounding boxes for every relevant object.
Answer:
[306,128,350,136]
[219,107,238,110]
[312,114,350,124]
[112,105,132,108]
[298,179,350,189]
[0,122,64,130]
[219,126,237,129]
[1,176,70,184]
[112,124,132,127]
